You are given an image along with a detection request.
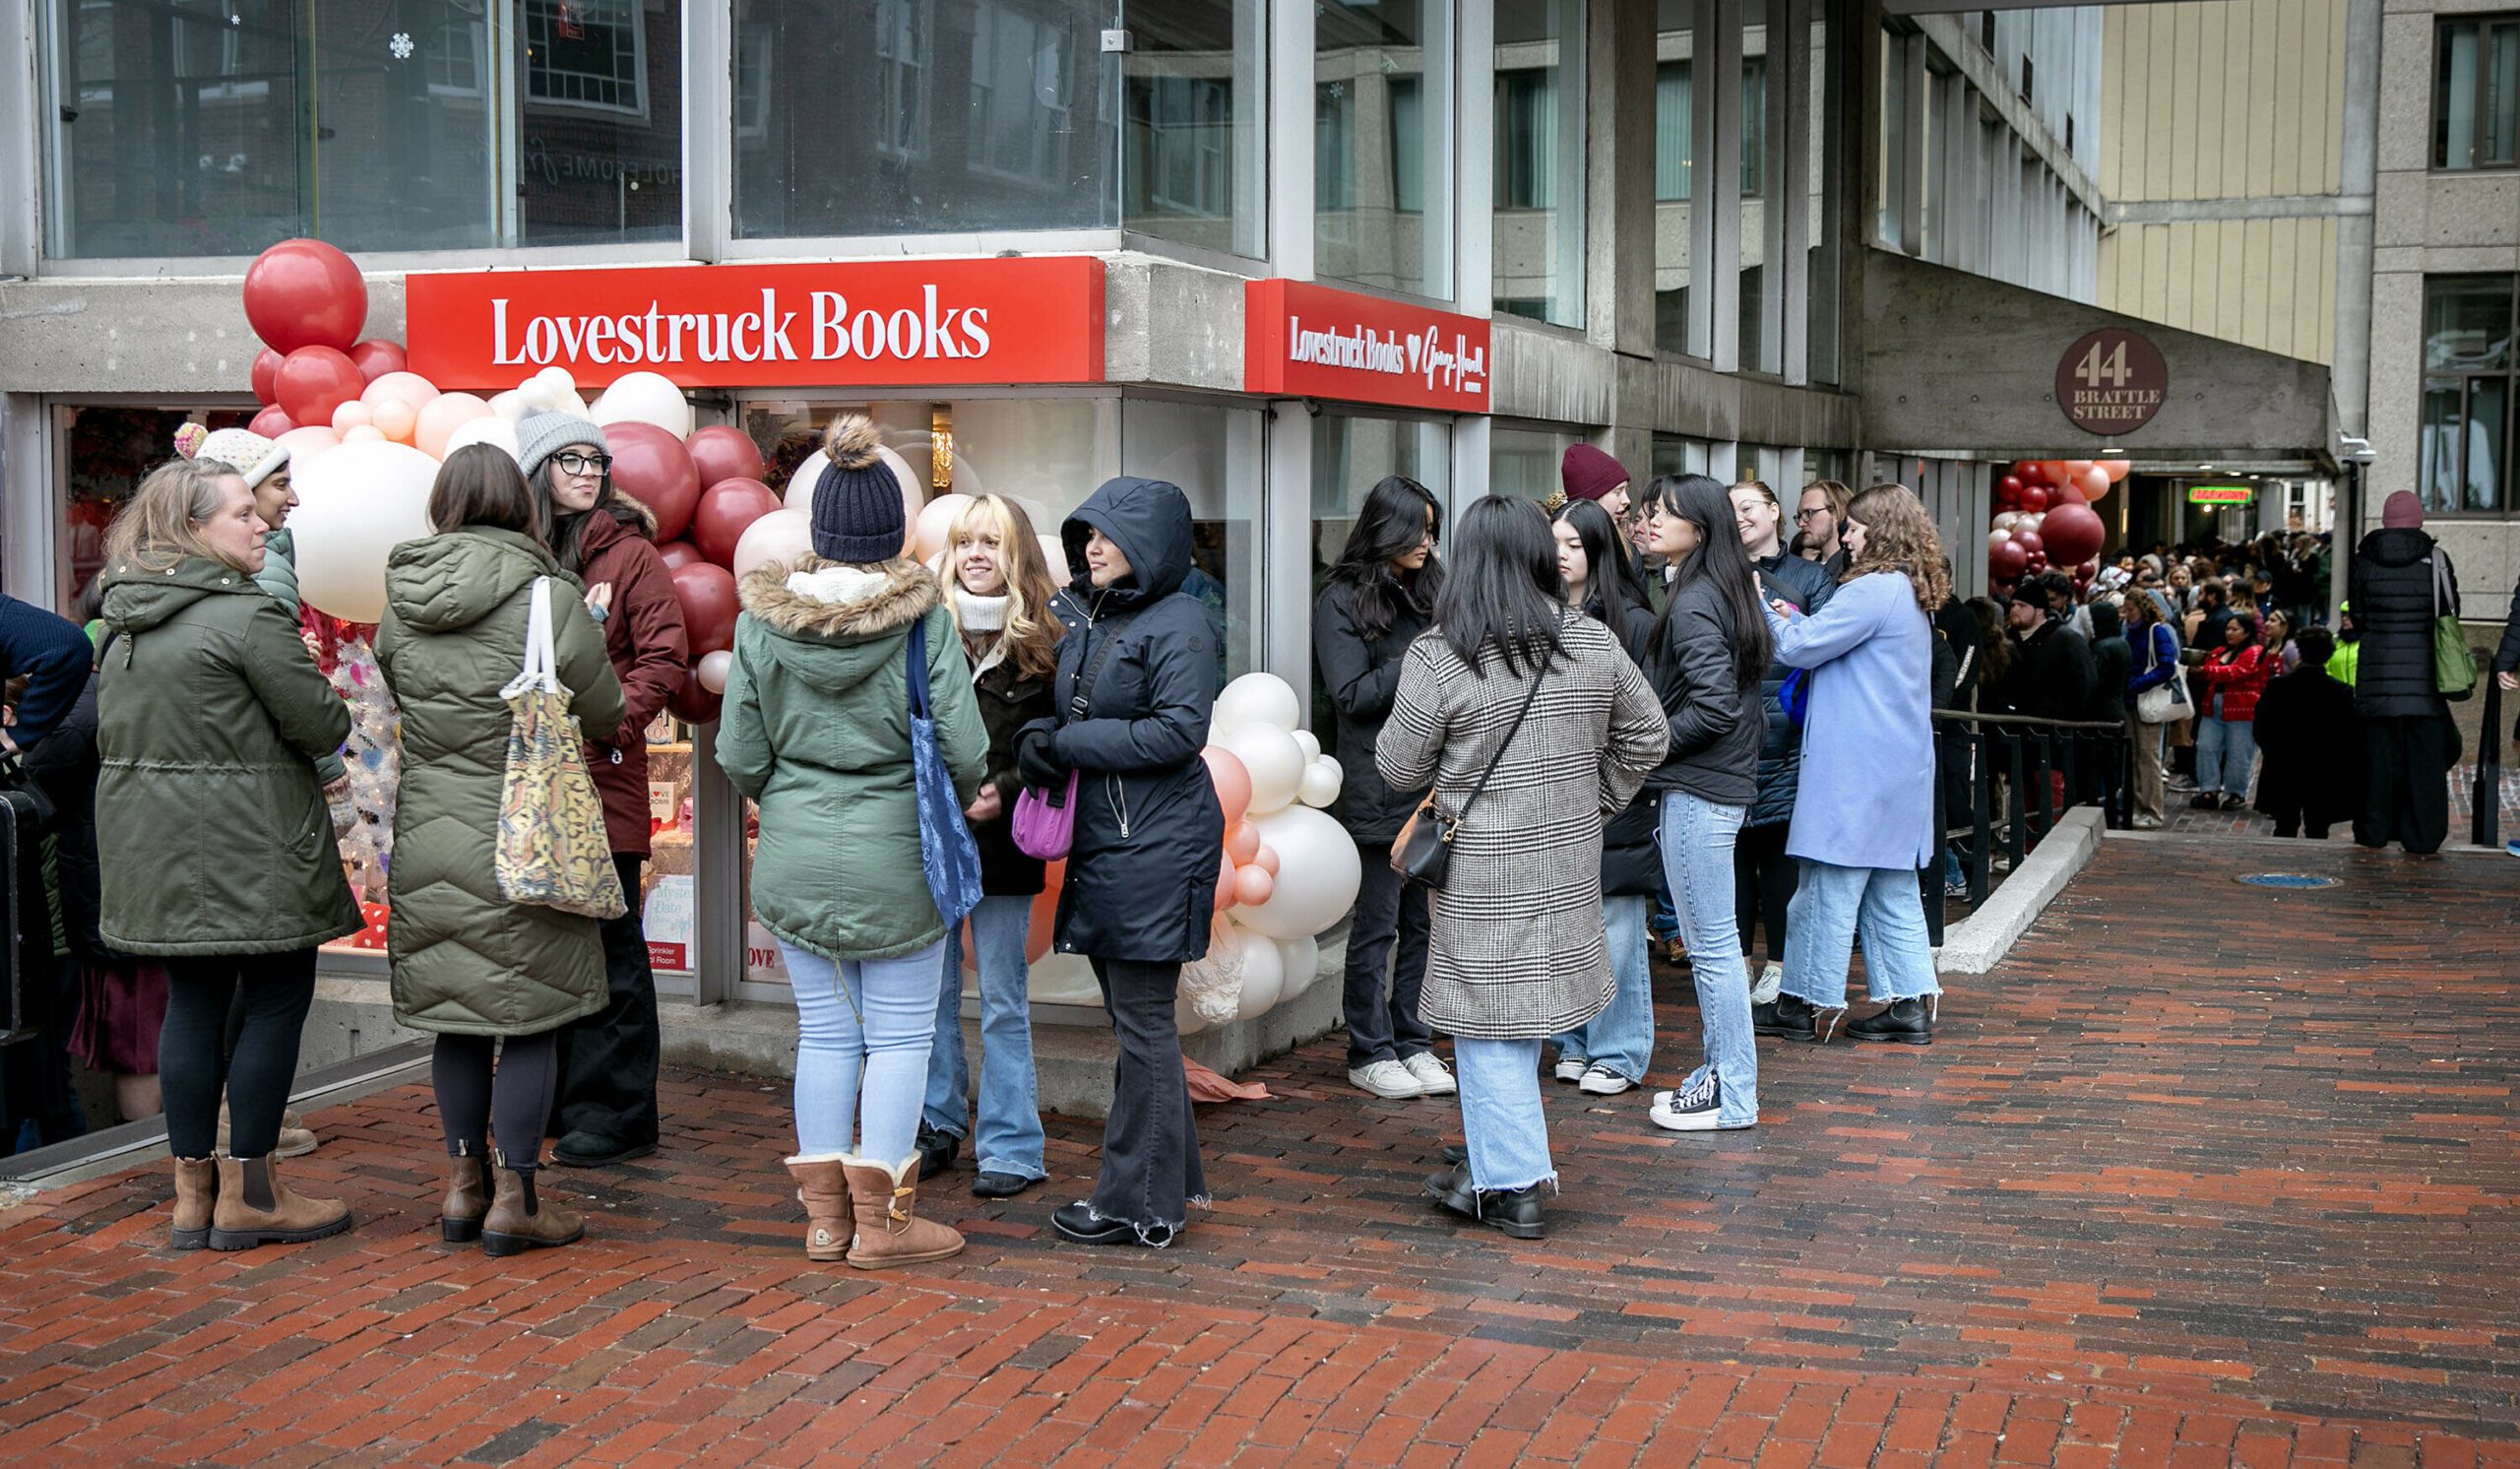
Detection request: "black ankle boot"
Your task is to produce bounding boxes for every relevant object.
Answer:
[1758,993,1820,1042]
[1474,1185,1546,1240]
[1845,996,1936,1046]
[914,1124,960,1181]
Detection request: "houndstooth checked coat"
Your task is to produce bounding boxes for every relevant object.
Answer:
[1373,612,1669,1040]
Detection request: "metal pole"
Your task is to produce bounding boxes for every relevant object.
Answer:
[2476,674,2504,850]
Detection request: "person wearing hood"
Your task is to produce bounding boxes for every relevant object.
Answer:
[518,412,690,1170]
[94,456,360,1251]
[1012,475,1226,1248]
[2348,492,2463,854]
[720,416,988,1267]
[378,446,627,1257]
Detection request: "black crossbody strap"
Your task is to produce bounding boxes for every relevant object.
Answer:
[1451,656,1549,822]
[1068,612,1129,722]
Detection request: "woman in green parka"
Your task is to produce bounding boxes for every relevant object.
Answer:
[95,456,360,1252]
[376,445,625,1258]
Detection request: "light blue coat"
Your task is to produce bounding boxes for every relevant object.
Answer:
[1763,571,1936,870]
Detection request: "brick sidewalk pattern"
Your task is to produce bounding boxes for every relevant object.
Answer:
[1,837,2514,1465]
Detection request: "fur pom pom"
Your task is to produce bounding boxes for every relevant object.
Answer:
[820,415,882,473]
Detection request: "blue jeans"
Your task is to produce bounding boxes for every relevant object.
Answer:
[1453,1037,1552,1192]
[1549,895,1655,1081]
[1660,792,1757,1127]
[919,895,1046,1180]
[2196,710,2258,798]
[782,937,947,1165]
[1780,862,1942,1007]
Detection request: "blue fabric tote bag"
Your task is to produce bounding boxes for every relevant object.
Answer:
[905,615,984,926]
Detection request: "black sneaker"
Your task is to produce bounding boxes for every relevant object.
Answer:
[1756,993,1821,1042]
[914,1123,961,1180]
[1846,996,1936,1046]
[972,1171,1036,1199]
[1649,1071,1746,1131]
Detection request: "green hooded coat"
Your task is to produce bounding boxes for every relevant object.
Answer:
[719,556,988,963]
[94,555,360,956]
[377,529,626,1037]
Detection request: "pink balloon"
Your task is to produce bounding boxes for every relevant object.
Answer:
[1225,820,1260,865]
[370,398,419,444]
[362,371,441,411]
[331,401,373,432]
[1250,843,1280,877]
[1201,746,1253,826]
[1214,852,1237,914]
[1232,864,1275,908]
[342,424,386,443]
[696,649,733,695]
[414,392,493,459]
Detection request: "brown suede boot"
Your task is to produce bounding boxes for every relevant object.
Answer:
[208,1155,352,1251]
[217,1101,317,1160]
[785,1154,851,1262]
[840,1156,964,1269]
[442,1145,491,1245]
[170,1157,217,1251]
[480,1156,583,1258]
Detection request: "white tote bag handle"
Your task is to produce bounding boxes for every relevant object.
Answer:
[501,577,561,699]
[2431,552,2452,619]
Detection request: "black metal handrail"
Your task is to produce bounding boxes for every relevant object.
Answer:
[2473,668,2505,850]
[1923,707,2132,943]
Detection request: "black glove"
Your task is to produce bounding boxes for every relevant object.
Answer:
[1014,723,1066,791]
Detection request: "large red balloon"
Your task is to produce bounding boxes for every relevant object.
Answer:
[2039,501,2106,567]
[658,541,705,574]
[692,479,781,567]
[686,425,768,491]
[1988,538,2029,581]
[274,346,366,428]
[2017,483,2049,514]
[348,340,409,383]
[609,422,702,543]
[665,666,723,725]
[670,562,740,656]
[242,239,367,353]
[247,405,294,439]
[251,348,285,406]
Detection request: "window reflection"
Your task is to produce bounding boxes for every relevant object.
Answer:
[1316,0,1451,297]
[1494,0,1585,326]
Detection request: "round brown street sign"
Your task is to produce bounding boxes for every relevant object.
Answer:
[2055,329,2169,435]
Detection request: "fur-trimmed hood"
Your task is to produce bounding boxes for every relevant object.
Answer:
[735,554,941,697]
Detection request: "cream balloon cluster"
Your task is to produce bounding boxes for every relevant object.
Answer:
[1177,673,1362,1034]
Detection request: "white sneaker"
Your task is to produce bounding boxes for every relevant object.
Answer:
[1576,1064,1634,1096]
[1349,1059,1426,1099]
[1750,963,1784,1006]
[1551,1055,1590,1083]
[1401,1052,1457,1096]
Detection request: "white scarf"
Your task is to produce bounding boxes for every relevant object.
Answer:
[953,588,1013,680]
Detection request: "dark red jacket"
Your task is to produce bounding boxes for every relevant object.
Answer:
[573,503,688,855]
[2193,641,2265,723]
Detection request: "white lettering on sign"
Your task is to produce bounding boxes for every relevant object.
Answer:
[490,286,989,369]
[1285,314,1485,398]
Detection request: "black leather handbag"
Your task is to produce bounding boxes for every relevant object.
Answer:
[1389,665,1547,889]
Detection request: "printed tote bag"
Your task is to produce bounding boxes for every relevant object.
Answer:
[494,577,627,920]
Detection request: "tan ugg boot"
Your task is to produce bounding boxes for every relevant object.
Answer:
[785,1154,851,1262]
[480,1156,584,1257]
[208,1155,352,1251]
[442,1145,491,1245]
[169,1157,217,1251]
[840,1156,964,1269]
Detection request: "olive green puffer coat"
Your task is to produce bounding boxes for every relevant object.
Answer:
[94,555,360,956]
[718,556,988,963]
[377,528,626,1037]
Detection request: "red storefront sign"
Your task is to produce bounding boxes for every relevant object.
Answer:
[1243,279,1488,413]
[404,257,1106,391]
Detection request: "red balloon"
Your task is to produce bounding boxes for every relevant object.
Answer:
[670,562,740,656]
[1998,475,2024,499]
[2036,461,2072,487]
[241,238,367,353]
[2017,484,2049,514]
[248,405,295,438]
[686,425,768,492]
[692,479,781,567]
[609,422,702,543]
[665,666,723,725]
[2039,501,2107,567]
[2011,460,2044,485]
[274,346,366,428]
[251,348,285,406]
[1988,538,2029,581]
[2024,551,2049,572]
[348,340,409,383]
[658,540,705,574]
[2011,530,2044,559]
[2047,479,2086,507]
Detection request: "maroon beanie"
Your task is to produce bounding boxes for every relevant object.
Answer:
[2380,490,2425,530]
[1559,444,1629,503]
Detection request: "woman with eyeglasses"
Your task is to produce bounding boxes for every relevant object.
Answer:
[518,412,690,1169]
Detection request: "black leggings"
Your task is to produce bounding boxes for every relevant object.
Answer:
[1732,822,1796,965]
[431,1032,561,1168]
[160,949,320,1160]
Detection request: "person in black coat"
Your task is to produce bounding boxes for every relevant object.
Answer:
[3,668,100,1149]
[2084,600,2133,818]
[0,595,94,760]
[1999,577,2097,721]
[2349,493,2462,855]
[1727,481,1833,1005]
[1313,476,1447,1100]
[1017,477,1224,1248]
[2254,626,2361,839]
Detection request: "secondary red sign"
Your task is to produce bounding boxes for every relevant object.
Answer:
[404,257,1106,391]
[1244,279,1488,413]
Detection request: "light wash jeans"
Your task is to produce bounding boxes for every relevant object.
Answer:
[782,937,947,1165]
[1548,895,1655,1082]
[1453,1037,1553,1193]
[1780,862,1943,1008]
[2195,703,2258,799]
[1660,792,1758,1128]
[919,895,1047,1181]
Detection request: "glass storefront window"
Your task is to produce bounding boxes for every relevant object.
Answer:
[1311,413,1453,575]
[1315,0,1453,298]
[1654,1,1695,354]
[1124,1,1267,257]
[1490,424,1583,502]
[40,1,683,259]
[1494,0,1586,327]
[1652,434,1712,478]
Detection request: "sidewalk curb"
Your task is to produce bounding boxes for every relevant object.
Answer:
[1933,806,2105,975]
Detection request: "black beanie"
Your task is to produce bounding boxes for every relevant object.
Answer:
[809,415,906,563]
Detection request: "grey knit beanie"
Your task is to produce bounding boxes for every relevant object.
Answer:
[809,415,907,564]
[515,411,608,480]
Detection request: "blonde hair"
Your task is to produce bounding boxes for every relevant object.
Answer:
[1801,479,1852,523]
[943,494,1065,681]
[1842,482,1952,611]
[102,458,253,575]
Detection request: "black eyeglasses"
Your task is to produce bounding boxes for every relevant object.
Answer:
[1793,506,1828,522]
[552,451,612,476]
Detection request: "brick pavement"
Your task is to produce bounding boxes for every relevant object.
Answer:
[1,836,2515,1465]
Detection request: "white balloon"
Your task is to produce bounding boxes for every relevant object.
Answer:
[1212,672,1300,738]
[732,507,815,580]
[781,455,823,513]
[1992,511,2023,534]
[589,370,694,440]
[290,440,440,623]
[1231,925,1286,1020]
[873,444,925,555]
[696,649,733,694]
[1297,755,1342,809]
[1222,723,1303,815]
[914,492,975,563]
[1291,729,1321,764]
[1177,917,1244,1028]
[442,415,520,463]
[1275,933,1320,997]
[487,390,531,423]
[1040,533,1071,584]
[533,365,578,399]
[1232,805,1363,940]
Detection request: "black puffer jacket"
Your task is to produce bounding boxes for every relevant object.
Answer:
[965,647,1055,896]
[1640,577,1760,807]
[1594,599,1664,897]
[1745,553,1835,828]
[2349,527,2454,719]
[1028,478,1226,964]
[1311,578,1432,844]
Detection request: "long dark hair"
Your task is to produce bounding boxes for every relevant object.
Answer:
[1433,495,1564,679]
[1324,475,1444,638]
[1650,474,1771,690]
[1553,499,1640,641]
[530,461,642,577]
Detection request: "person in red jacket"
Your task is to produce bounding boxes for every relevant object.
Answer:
[2186,611,2264,811]
[521,411,690,1167]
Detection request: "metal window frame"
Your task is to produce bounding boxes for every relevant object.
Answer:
[2417,273,2520,519]
[2430,13,2520,173]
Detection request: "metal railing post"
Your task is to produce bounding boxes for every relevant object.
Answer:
[2476,673,2505,850]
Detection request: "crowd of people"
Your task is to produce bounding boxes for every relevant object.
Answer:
[3,422,2515,1255]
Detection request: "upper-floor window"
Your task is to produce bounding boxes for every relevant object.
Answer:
[970,2,1073,184]
[2434,16,2520,170]
[2419,275,2517,515]
[873,0,935,160]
